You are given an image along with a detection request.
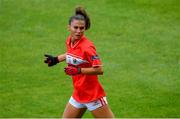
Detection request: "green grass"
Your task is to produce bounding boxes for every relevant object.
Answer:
[0,0,180,118]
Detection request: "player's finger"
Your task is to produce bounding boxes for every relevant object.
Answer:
[44,54,51,57]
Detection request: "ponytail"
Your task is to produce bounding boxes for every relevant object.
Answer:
[69,6,91,30]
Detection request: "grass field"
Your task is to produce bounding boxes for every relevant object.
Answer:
[0,0,180,118]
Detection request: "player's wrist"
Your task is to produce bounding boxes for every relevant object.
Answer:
[55,56,60,63]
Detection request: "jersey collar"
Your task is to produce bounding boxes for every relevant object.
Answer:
[67,35,85,49]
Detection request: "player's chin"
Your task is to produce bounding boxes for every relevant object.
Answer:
[74,35,82,40]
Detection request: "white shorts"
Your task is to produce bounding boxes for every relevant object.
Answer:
[69,96,108,111]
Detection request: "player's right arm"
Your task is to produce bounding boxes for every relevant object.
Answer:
[44,53,66,67]
[57,53,66,62]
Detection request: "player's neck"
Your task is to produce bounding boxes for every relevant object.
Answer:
[71,38,79,45]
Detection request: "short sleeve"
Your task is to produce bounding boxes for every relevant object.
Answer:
[66,36,71,52]
[85,46,102,67]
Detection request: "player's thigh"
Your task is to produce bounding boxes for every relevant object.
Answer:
[91,104,115,118]
[62,102,87,118]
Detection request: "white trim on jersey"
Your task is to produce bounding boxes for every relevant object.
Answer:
[66,54,89,66]
[67,53,82,59]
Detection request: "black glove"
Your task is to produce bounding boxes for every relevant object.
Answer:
[44,54,59,67]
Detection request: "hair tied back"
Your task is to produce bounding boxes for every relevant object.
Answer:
[75,6,91,30]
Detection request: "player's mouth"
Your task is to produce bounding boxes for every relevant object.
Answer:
[75,34,81,39]
[76,34,80,37]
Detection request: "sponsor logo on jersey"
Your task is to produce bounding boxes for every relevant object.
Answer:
[73,58,77,64]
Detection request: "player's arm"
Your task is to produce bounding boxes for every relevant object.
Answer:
[57,53,66,62]
[64,66,103,76]
[81,66,103,75]
[44,53,66,67]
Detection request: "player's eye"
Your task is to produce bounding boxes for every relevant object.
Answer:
[74,26,78,29]
[80,27,85,30]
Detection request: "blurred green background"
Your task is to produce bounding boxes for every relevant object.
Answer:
[0,0,180,118]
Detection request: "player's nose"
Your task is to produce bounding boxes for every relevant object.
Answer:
[77,28,81,33]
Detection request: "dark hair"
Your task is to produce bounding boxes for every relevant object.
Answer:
[69,6,91,30]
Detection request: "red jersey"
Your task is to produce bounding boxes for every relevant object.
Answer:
[66,35,106,103]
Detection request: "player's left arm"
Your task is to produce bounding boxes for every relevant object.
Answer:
[64,65,103,76]
[80,66,103,75]
[80,45,103,75]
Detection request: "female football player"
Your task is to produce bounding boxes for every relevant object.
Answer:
[44,6,114,118]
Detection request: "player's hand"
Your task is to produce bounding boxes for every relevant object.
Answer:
[64,65,81,76]
[44,54,59,67]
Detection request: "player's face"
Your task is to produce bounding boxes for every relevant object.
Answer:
[69,19,86,40]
